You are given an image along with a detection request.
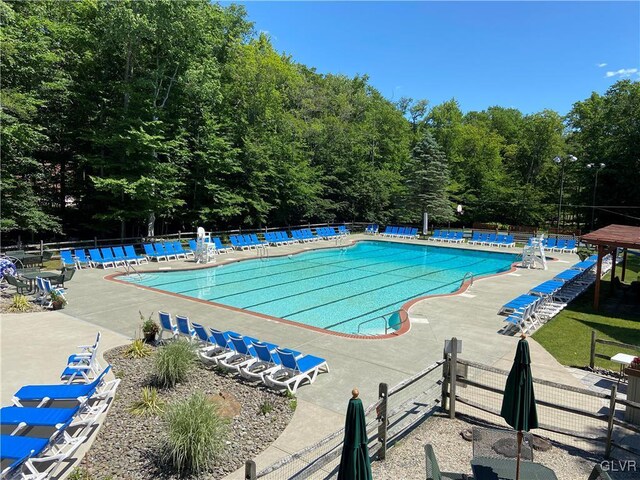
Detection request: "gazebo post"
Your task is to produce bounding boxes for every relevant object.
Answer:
[610,247,617,292]
[621,248,628,282]
[594,245,603,310]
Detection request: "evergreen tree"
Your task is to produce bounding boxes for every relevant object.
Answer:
[405,132,454,224]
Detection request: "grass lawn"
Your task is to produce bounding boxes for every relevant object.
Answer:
[533,252,640,370]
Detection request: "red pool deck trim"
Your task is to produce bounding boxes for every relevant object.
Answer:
[105,240,525,340]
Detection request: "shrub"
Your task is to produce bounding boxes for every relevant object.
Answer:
[153,339,196,388]
[125,338,152,359]
[8,294,31,313]
[259,400,273,415]
[130,387,165,416]
[162,392,228,474]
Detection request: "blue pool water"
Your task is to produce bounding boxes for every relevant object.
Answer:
[124,241,517,335]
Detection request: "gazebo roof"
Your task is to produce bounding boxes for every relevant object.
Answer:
[581,224,640,250]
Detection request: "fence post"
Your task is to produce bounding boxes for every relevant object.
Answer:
[590,330,597,369]
[244,460,256,480]
[178,230,181,240]
[450,337,458,419]
[94,236,98,248]
[605,384,617,459]
[441,348,450,412]
[377,382,389,460]
[40,240,44,255]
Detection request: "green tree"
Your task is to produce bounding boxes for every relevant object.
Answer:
[405,132,454,224]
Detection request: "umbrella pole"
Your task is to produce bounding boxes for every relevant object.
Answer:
[516,430,522,480]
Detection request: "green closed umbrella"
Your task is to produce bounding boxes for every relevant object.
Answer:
[500,336,538,480]
[338,389,372,480]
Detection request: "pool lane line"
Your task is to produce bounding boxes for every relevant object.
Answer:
[204,252,463,304]
[132,243,409,290]
[199,250,459,301]
[319,264,508,330]
[242,256,492,313]
[152,246,458,294]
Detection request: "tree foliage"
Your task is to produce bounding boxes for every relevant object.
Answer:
[1,0,637,241]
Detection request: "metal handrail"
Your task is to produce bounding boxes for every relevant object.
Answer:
[461,271,474,288]
[356,307,409,335]
[121,262,142,280]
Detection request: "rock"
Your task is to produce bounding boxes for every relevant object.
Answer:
[208,390,242,418]
[460,428,473,441]
[532,435,553,452]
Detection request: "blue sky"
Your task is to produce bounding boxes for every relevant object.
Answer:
[229,1,640,115]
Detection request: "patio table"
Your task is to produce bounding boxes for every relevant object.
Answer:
[17,271,60,293]
[471,456,557,480]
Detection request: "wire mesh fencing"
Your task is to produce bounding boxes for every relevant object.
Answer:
[451,357,640,459]
[248,360,445,480]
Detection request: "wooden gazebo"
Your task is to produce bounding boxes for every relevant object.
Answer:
[580,224,640,309]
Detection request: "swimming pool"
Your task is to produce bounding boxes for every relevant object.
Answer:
[123,241,517,335]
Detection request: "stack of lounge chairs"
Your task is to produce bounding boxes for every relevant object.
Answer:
[428,230,465,243]
[141,241,195,262]
[264,231,296,246]
[380,226,419,238]
[158,312,329,394]
[526,237,578,253]
[291,229,319,242]
[468,232,515,248]
[365,224,379,235]
[229,234,268,250]
[315,227,340,239]
[1,333,119,480]
[67,242,194,268]
[499,254,613,334]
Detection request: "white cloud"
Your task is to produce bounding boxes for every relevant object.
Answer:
[605,68,638,78]
[597,63,607,68]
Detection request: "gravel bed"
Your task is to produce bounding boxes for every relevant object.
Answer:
[370,413,635,480]
[80,345,295,479]
[0,290,46,313]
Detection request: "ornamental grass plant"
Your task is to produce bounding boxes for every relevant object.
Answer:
[153,339,196,388]
[161,392,228,475]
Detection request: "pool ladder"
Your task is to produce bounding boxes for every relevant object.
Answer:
[461,271,474,289]
[121,262,142,280]
[257,244,269,261]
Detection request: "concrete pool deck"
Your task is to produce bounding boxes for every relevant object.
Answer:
[0,234,587,478]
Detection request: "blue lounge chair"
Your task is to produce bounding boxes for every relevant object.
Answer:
[365,224,378,235]
[218,334,261,372]
[175,315,196,341]
[338,225,350,236]
[143,243,165,261]
[172,241,194,259]
[0,402,107,436]
[554,269,583,282]
[158,311,178,341]
[0,426,87,479]
[155,243,175,260]
[239,342,302,382]
[124,245,148,264]
[164,242,185,259]
[428,229,441,241]
[544,238,557,250]
[230,235,246,250]
[264,349,329,394]
[529,280,564,297]
[60,250,76,269]
[12,365,113,407]
[188,239,198,252]
[199,328,245,365]
[100,247,124,267]
[572,260,596,271]
[468,232,481,245]
[211,237,231,253]
[553,239,568,252]
[88,248,114,268]
[563,239,577,253]
[73,249,91,269]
